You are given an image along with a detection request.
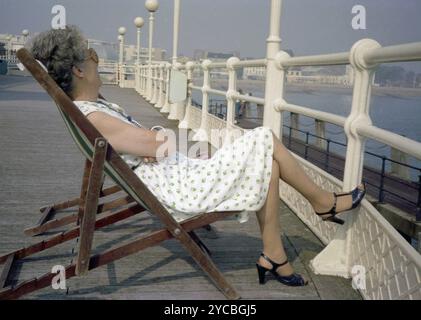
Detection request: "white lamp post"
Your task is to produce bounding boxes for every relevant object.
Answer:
[145,0,159,101]
[5,35,12,62]
[168,0,184,120]
[118,27,126,87]
[22,29,29,44]
[134,17,144,92]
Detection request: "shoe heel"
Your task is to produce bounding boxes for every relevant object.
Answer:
[326,216,345,225]
[256,263,267,284]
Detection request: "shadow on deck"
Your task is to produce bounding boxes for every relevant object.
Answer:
[0,75,361,299]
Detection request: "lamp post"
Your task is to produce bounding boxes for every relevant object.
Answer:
[168,0,185,120]
[5,35,12,62]
[22,29,29,44]
[145,0,159,101]
[134,17,144,93]
[118,27,126,87]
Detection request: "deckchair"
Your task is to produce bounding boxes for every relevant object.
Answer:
[0,48,242,300]
[23,100,209,238]
[22,93,126,236]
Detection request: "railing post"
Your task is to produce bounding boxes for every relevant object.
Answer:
[310,39,381,278]
[179,61,195,129]
[226,57,240,128]
[325,139,331,172]
[168,0,185,121]
[315,119,327,149]
[156,63,166,108]
[169,62,187,120]
[139,66,144,95]
[290,112,299,139]
[150,65,158,105]
[192,59,212,142]
[262,0,284,137]
[141,66,147,96]
[150,65,156,103]
[160,63,172,113]
[390,147,410,180]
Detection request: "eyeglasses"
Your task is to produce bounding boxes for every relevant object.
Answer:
[84,48,99,64]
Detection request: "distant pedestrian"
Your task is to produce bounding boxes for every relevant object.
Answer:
[235,89,244,123]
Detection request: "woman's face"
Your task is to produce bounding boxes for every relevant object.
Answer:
[82,49,102,89]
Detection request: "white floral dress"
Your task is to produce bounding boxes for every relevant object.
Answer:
[73,99,274,223]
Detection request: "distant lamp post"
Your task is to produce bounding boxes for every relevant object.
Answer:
[134,17,144,93]
[22,29,29,43]
[5,35,12,62]
[118,27,126,86]
[145,0,159,101]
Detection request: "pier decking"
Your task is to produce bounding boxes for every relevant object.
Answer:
[0,75,361,299]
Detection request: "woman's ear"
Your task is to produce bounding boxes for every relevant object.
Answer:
[72,65,84,79]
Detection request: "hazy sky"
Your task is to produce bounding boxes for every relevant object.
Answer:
[1,0,420,68]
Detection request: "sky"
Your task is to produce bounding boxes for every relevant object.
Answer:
[1,0,421,70]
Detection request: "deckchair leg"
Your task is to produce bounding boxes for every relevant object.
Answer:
[75,138,108,276]
[0,254,15,288]
[77,159,93,225]
[177,232,240,299]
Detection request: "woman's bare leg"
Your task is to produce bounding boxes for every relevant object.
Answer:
[255,158,304,278]
[270,132,357,214]
[255,131,362,279]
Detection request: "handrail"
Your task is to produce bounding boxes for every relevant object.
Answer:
[357,123,421,160]
[278,52,350,67]
[364,42,421,64]
[277,101,347,127]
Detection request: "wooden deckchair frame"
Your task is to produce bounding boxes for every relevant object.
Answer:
[0,48,242,300]
[25,93,142,237]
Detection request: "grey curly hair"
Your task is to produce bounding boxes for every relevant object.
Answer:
[28,25,88,96]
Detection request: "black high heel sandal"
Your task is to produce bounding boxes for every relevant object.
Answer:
[256,253,308,287]
[315,182,366,225]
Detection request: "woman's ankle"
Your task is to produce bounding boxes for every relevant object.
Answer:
[310,191,334,213]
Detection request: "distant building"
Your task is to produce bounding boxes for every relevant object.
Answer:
[0,34,26,58]
[242,49,294,81]
[286,65,354,86]
[88,39,166,63]
[193,49,240,61]
[243,66,265,80]
[192,49,241,79]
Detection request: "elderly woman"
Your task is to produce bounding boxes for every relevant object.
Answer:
[29,26,365,287]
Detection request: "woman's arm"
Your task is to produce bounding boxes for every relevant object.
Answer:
[86,111,175,159]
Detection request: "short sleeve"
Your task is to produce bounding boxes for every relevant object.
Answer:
[73,101,108,117]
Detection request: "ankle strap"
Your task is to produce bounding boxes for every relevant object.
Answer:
[260,253,288,272]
